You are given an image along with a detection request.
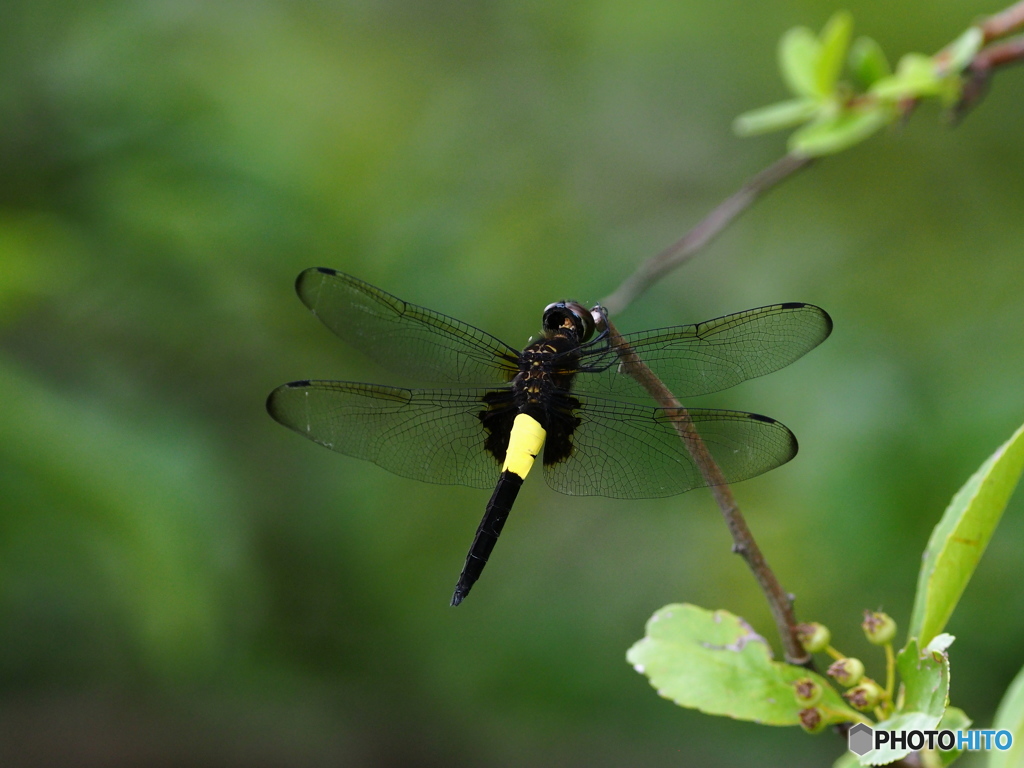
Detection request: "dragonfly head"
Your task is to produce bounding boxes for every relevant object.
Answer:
[542,301,595,342]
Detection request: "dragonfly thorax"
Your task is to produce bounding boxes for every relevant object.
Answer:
[514,335,582,416]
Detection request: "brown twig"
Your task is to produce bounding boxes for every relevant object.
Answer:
[975,34,1024,66]
[604,318,812,666]
[955,36,1024,119]
[603,2,1024,315]
[598,3,1024,666]
[597,154,814,665]
[946,0,1024,119]
[979,0,1024,42]
[599,153,812,315]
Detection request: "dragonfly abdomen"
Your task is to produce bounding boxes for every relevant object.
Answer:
[452,413,546,606]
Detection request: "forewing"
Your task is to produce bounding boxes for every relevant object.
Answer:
[574,303,832,398]
[267,380,503,489]
[543,395,798,498]
[296,268,521,384]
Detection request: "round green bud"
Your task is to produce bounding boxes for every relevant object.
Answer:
[843,679,883,712]
[798,707,827,734]
[793,677,824,707]
[796,622,831,654]
[827,657,865,687]
[862,611,897,645]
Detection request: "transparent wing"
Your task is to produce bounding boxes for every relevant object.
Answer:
[543,394,798,498]
[267,380,504,489]
[574,303,832,398]
[295,268,521,384]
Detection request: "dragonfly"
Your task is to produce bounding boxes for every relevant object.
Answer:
[267,268,832,605]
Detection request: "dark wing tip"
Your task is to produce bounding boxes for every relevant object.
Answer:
[745,411,799,461]
[820,307,834,338]
[266,380,312,419]
[775,418,799,460]
[294,267,338,299]
[778,302,834,343]
[798,303,834,339]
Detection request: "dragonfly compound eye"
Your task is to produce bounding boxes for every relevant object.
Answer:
[542,301,595,341]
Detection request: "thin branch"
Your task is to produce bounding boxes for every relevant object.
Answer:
[604,318,812,666]
[979,0,1024,42]
[603,3,1024,317]
[975,34,1024,67]
[596,0,1024,671]
[599,153,812,666]
[956,36,1024,118]
[599,153,811,315]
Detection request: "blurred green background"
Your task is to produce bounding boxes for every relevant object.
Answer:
[2,0,1023,765]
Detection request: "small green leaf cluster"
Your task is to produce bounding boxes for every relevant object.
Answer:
[733,12,984,157]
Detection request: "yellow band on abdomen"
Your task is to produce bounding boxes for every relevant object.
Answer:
[501,413,546,479]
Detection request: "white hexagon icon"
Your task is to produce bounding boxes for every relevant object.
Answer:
[848,723,874,756]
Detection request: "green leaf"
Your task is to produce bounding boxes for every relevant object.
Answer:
[779,26,822,98]
[908,421,1024,647]
[989,662,1024,768]
[940,27,984,75]
[859,637,952,765]
[922,706,971,767]
[849,36,891,88]
[871,53,942,100]
[833,753,862,768]
[788,105,889,157]
[816,11,854,96]
[733,98,820,136]
[627,603,863,725]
